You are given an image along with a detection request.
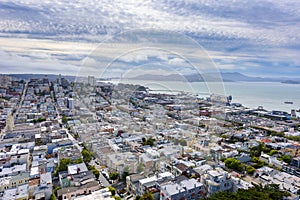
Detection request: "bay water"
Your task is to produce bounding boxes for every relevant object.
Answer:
[110,79,300,113]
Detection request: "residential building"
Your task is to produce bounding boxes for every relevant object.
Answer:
[160,178,204,200]
[202,167,233,196]
[107,152,138,175]
[74,187,114,200]
[57,181,100,200]
[291,157,300,168]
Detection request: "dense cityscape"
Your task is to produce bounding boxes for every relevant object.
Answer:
[0,74,299,200]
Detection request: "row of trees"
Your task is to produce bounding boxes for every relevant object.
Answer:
[249,142,292,164]
[223,157,264,175]
[208,184,290,200]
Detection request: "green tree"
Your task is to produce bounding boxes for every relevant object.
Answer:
[109,172,119,180]
[141,192,154,200]
[263,147,271,154]
[208,184,290,200]
[250,143,264,157]
[246,166,256,175]
[92,169,100,179]
[37,117,46,123]
[143,138,155,146]
[88,165,100,178]
[108,186,116,196]
[62,116,68,124]
[74,158,83,164]
[137,162,144,173]
[225,158,243,171]
[179,139,187,146]
[57,158,73,172]
[50,194,56,200]
[270,150,278,156]
[53,186,61,197]
[122,166,130,180]
[113,196,122,200]
[136,195,141,200]
[81,149,92,164]
[279,155,292,164]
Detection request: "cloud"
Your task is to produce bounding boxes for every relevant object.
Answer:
[0,0,299,77]
[0,49,80,75]
[0,0,299,46]
[167,58,185,65]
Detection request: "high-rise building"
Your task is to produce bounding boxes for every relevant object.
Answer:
[58,74,62,85]
[88,76,95,86]
[67,98,74,110]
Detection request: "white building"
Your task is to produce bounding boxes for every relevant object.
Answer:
[160,179,204,200]
[74,187,114,200]
[202,167,233,196]
[106,152,138,175]
[138,172,173,195]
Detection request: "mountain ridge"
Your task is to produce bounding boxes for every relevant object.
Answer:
[5,72,300,83]
[130,72,300,83]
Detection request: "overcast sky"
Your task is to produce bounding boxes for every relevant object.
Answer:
[0,0,299,78]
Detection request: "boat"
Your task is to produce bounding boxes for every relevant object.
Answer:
[284,101,293,104]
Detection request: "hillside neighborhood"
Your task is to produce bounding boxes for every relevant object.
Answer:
[0,74,300,200]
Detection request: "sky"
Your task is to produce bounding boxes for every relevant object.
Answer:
[0,0,300,78]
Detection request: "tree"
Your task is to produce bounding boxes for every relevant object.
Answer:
[57,158,73,172]
[62,116,68,124]
[179,139,187,146]
[50,194,56,200]
[270,150,278,156]
[86,165,100,178]
[246,166,256,175]
[113,196,122,200]
[109,172,119,180]
[74,158,83,164]
[279,155,292,164]
[208,184,290,200]
[135,195,141,200]
[225,158,243,172]
[141,192,154,200]
[53,186,61,197]
[143,138,155,146]
[263,147,271,154]
[122,166,130,180]
[37,117,46,123]
[250,143,264,157]
[137,162,144,173]
[108,186,116,196]
[81,149,92,164]
[92,169,100,179]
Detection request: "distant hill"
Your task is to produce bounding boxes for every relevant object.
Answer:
[130,72,300,83]
[6,72,300,83]
[8,74,77,82]
[281,80,300,84]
